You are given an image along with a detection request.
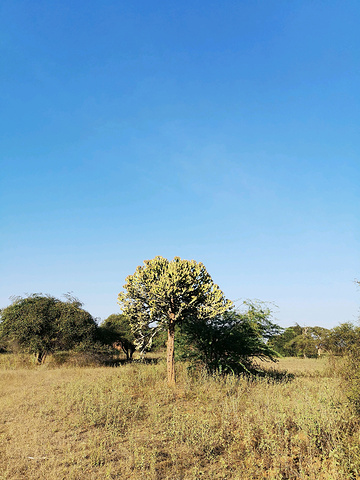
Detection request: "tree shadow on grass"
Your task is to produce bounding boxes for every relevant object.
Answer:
[104,357,160,367]
[187,361,295,385]
[248,366,295,384]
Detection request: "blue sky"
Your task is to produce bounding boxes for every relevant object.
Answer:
[1,0,359,328]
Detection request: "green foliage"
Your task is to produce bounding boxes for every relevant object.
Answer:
[0,294,97,363]
[324,322,359,356]
[98,314,136,360]
[176,300,281,374]
[150,329,167,351]
[268,325,301,356]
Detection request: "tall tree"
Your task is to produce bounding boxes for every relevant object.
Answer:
[118,256,232,385]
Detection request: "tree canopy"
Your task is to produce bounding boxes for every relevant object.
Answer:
[118,256,232,384]
[0,294,97,363]
[324,323,359,356]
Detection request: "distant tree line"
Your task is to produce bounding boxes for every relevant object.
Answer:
[0,292,358,369]
[0,258,358,386]
[268,322,360,358]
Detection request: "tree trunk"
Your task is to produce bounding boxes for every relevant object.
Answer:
[129,346,135,360]
[167,320,176,385]
[34,351,47,365]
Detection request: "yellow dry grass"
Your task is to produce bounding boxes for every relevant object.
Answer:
[0,355,359,479]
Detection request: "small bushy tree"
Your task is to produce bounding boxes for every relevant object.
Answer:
[99,314,136,360]
[177,300,281,374]
[0,294,97,363]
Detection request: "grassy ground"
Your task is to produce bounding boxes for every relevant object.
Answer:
[0,355,359,479]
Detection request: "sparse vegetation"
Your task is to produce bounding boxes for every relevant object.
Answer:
[0,271,358,478]
[1,355,360,479]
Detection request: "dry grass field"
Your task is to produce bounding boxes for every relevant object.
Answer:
[0,355,359,479]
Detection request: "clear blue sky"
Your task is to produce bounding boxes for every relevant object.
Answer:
[1,0,359,328]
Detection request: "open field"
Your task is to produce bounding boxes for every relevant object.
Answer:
[0,356,359,480]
